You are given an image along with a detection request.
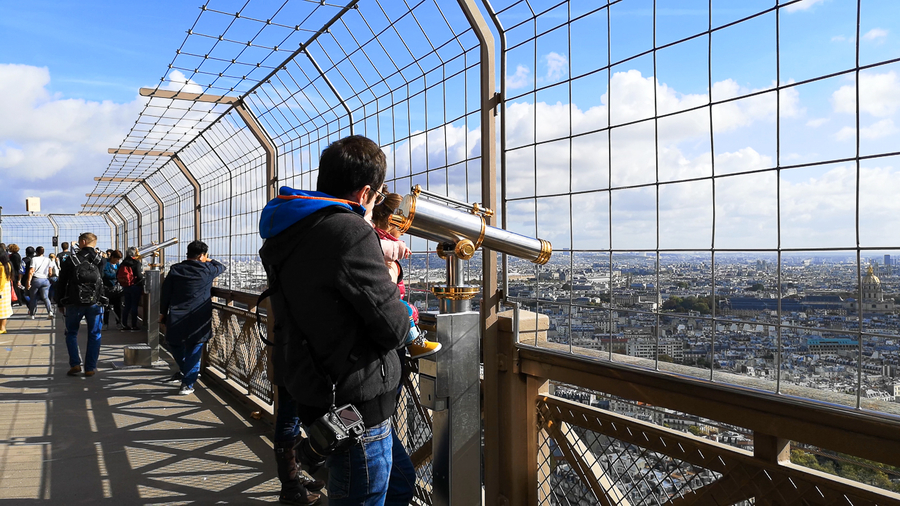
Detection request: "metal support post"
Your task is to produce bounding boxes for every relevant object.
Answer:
[103,213,117,252]
[233,100,278,201]
[172,155,202,241]
[419,311,482,506]
[141,181,166,266]
[457,0,500,503]
[111,207,128,250]
[47,215,60,255]
[122,196,143,247]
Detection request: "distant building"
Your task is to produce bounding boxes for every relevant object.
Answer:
[804,337,859,355]
[844,266,896,314]
[626,338,684,361]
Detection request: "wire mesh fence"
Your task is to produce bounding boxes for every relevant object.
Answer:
[70,0,900,502]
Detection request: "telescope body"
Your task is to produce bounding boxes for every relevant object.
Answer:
[394,193,551,264]
[136,237,179,259]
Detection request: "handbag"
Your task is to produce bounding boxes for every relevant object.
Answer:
[10,279,17,303]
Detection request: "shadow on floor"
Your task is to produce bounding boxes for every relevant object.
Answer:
[0,308,311,505]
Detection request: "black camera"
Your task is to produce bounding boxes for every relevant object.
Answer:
[303,404,366,458]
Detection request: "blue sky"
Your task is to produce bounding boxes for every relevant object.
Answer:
[1,0,899,253]
[0,0,197,104]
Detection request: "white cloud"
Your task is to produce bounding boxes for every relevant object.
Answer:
[0,64,143,213]
[164,69,204,94]
[806,118,829,127]
[832,71,900,117]
[835,119,900,141]
[834,126,855,141]
[863,28,889,42]
[785,0,828,13]
[544,52,568,83]
[506,65,530,90]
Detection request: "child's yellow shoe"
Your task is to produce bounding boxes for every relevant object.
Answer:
[408,338,441,360]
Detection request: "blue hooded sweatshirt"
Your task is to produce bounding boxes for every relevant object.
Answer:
[259,186,365,239]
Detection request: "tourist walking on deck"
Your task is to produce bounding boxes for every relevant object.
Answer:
[0,249,13,334]
[55,233,106,377]
[8,245,24,306]
[119,247,144,331]
[26,247,56,319]
[159,240,226,396]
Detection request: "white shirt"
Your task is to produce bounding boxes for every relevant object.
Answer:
[30,256,54,279]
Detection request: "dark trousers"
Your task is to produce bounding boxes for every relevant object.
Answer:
[122,285,142,328]
[103,291,122,325]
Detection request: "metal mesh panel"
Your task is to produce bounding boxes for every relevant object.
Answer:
[207,302,273,404]
[487,0,900,417]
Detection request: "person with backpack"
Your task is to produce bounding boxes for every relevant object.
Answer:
[159,240,226,396]
[55,233,107,377]
[119,247,145,331]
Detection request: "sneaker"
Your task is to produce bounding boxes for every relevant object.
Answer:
[85,370,96,377]
[164,372,184,384]
[30,314,35,320]
[408,338,442,360]
[48,313,54,320]
[178,385,194,395]
[67,366,82,376]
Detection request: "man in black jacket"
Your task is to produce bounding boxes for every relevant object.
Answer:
[159,240,226,396]
[259,135,414,505]
[55,232,105,377]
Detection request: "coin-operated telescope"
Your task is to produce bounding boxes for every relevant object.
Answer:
[390,186,551,506]
[391,185,551,313]
[123,237,178,368]
[134,237,179,268]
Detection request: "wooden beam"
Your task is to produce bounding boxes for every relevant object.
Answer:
[94,177,144,183]
[82,204,111,208]
[518,347,900,469]
[139,87,239,105]
[107,148,175,157]
[85,193,121,198]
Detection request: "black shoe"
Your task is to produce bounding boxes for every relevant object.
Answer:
[279,485,320,505]
[163,372,184,384]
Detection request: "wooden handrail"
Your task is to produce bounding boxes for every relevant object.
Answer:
[517,345,900,469]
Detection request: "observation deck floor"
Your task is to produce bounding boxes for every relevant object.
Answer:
[0,305,295,504]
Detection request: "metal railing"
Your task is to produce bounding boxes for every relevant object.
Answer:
[202,287,900,504]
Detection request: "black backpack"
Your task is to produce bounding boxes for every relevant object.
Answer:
[68,252,103,305]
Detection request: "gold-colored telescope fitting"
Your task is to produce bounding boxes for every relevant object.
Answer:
[431,286,480,300]
[454,239,476,260]
[535,239,553,265]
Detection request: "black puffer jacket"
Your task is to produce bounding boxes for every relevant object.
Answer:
[260,206,409,427]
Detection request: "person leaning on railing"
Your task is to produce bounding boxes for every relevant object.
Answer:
[258,135,415,506]
[158,240,226,396]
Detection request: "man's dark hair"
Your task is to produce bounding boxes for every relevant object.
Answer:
[35,246,45,256]
[186,240,209,259]
[316,135,386,200]
[61,242,69,251]
[25,246,34,257]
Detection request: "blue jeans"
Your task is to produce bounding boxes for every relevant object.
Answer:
[28,278,52,315]
[64,304,103,371]
[275,385,301,444]
[326,420,416,506]
[122,285,142,328]
[169,340,204,388]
